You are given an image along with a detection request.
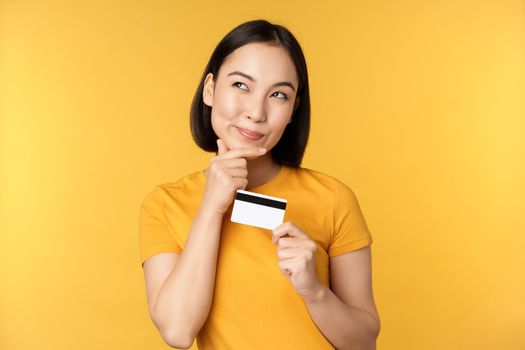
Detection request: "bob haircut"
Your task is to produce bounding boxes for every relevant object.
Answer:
[189,19,310,168]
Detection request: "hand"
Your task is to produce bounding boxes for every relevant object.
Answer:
[201,138,266,215]
[272,221,323,298]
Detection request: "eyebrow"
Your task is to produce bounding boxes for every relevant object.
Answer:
[227,71,296,92]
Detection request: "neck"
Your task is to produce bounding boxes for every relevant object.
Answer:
[245,154,281,191]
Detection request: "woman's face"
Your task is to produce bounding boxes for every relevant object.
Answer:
[203,42,300,152]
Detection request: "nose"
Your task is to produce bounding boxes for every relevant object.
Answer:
[246,95,267,122]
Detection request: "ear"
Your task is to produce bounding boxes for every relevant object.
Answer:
[203,73,215,107]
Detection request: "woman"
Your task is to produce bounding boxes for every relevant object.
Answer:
[139,19,380,349]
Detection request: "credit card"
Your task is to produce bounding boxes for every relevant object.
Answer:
[230,190,287,230]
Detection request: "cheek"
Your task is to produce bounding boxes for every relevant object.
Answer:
[269,107,293,129]
[213,89,244,118]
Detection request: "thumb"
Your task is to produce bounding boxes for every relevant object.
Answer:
[216,138,229,155]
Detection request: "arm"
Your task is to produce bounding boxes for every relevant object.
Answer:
[302,246,380,350]
[142,204,224,349]
[142,143,265,348]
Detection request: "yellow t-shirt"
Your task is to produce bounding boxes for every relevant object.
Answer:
[139,165,373,349]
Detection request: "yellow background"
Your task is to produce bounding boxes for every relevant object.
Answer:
[1,0,524,349]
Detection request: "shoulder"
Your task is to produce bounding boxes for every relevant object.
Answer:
[292,166,352,194]
[141,169,204,210]
[291,167,362,212]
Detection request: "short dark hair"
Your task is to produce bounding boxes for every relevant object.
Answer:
[189,19,310,168]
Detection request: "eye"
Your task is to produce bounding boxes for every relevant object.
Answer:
[272,92,289,100]
[232,82,248,90]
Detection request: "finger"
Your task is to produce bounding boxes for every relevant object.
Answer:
[276,238,316,258]
[274,237,303,249]
[279,265,292,277]
[220,158,248,169]
[232,177,249,191]
[217,138,229,155]
[272,222,309,242]
[276,238,316,254]
[278,258,302,276]
[215,147,267,161]
[278,260,293,277]
[225,167,248,179]
[277,247,309,261]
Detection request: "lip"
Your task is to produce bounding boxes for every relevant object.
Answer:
[236,127,264,140]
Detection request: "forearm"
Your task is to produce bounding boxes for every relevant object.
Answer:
[302,285,380,350]
[152,205,223,342]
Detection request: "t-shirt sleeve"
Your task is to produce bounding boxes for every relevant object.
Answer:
[328,180,373,257]
[139,186,182,267]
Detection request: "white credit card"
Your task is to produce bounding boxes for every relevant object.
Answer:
[231,190,287,230]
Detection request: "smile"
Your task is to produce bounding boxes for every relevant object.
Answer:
[236,127,264,140]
